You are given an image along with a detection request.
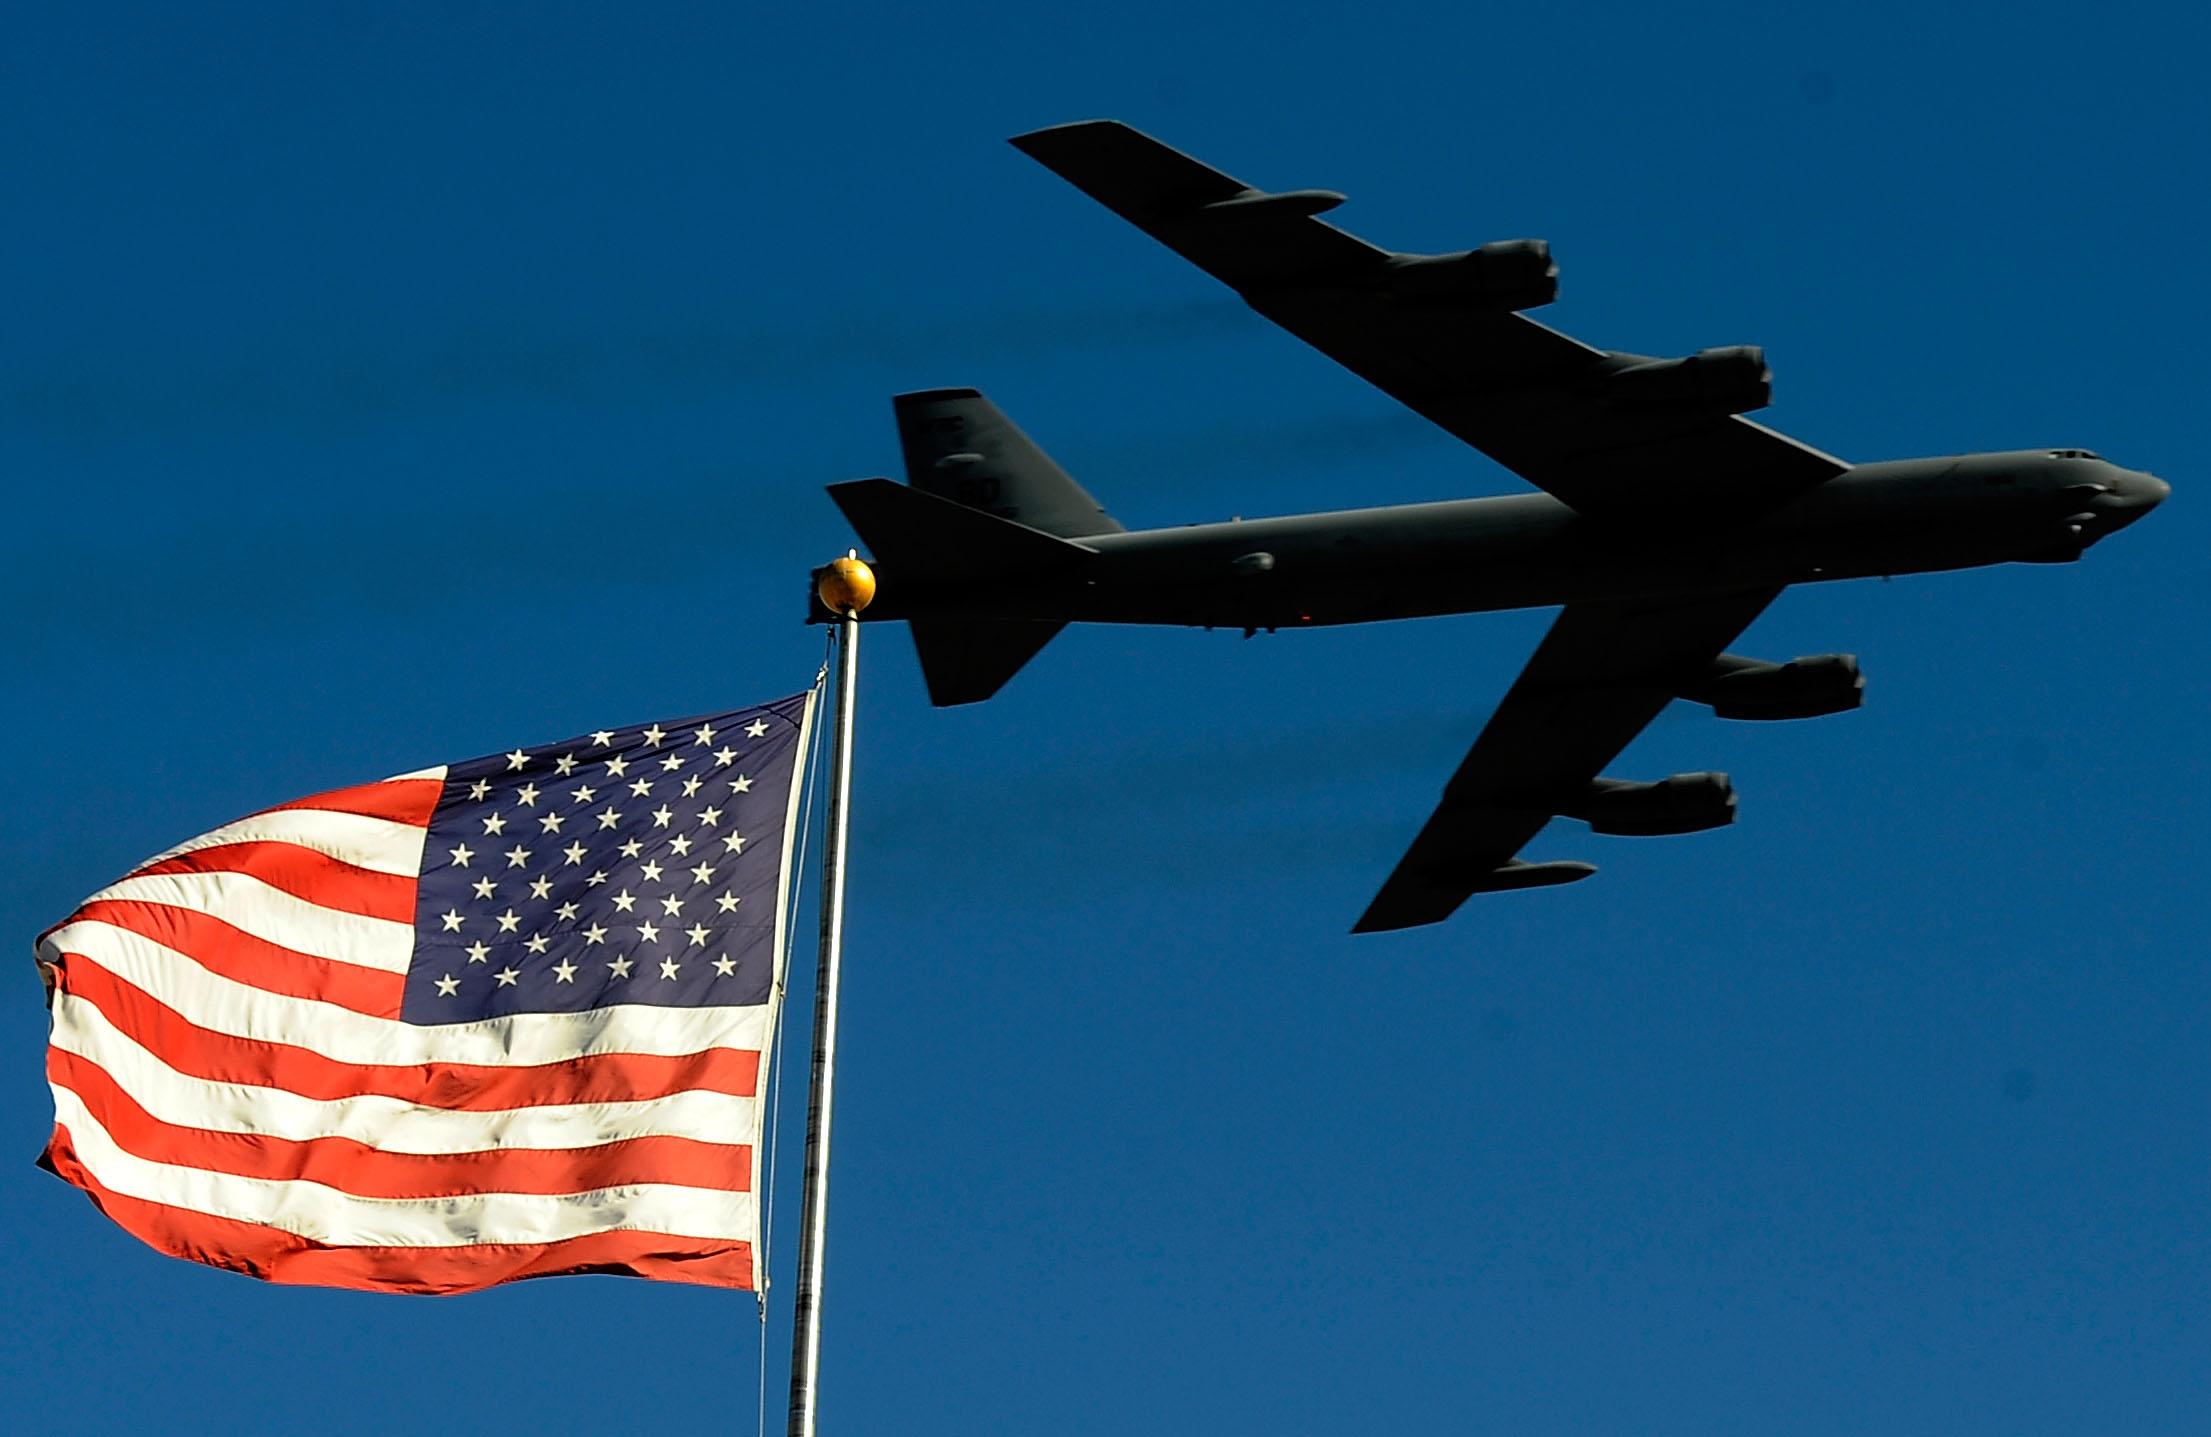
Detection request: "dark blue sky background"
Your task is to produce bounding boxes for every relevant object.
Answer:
[6,4,2207,1433]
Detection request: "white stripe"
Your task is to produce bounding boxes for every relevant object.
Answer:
[52,993,759,1153]
[137,807,431,880]
[42,920,768,1066]
[52,1086,757,1246]
[80,872,416,975]
[381,765,449,782]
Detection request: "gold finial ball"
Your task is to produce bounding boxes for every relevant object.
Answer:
[816,555,877,615]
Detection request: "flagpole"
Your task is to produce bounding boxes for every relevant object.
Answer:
[787,554,874,1437]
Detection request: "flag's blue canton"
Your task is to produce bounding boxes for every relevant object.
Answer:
[401,695,809,1024]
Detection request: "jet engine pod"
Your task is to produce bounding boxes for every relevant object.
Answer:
[1566,772,1737,837]
[1383,240,1558,311]
[1692,653,1864,720]
[1603,345,1771,414]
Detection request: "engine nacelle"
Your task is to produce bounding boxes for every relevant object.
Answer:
[1602,345,1771,414]
[1565,772,1737,837]
[1383,240,1558,311]
[1690,653,1864,720]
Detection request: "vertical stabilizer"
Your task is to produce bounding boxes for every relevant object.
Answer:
[894,389,1123,538]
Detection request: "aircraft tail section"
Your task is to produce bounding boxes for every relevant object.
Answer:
[893,388,1124,538]
[826,477,1097,574]
[906,618,1069,707]
[823,477,1096,706]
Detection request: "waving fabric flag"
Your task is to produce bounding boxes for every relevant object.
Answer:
[35,691,817,1295]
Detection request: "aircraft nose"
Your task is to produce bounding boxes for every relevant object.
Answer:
[2089,468,2169,525]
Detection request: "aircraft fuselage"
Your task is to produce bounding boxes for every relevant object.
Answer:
[860,449,2167,632]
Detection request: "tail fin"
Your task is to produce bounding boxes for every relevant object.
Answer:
[823,478,1093,706]
[894,388,1123,538]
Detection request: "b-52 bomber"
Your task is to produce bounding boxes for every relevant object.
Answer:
[815,120,2169,932]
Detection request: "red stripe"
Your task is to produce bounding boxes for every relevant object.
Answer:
[266,778,443,827]
[68,901,405,1018]
[51,1050,754,1197]
[127,840,417,923]
[42,1128,752,1295]
[54,952,761,1108]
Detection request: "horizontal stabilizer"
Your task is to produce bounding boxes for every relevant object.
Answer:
[824,480,1090,706]
[827,478,1099,574]
[909,618,1067,707]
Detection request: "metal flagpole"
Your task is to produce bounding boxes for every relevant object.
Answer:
[787,554,874,1437]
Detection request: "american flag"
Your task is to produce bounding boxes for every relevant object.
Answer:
[35,690,817,1295]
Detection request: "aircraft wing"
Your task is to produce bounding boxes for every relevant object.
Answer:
[1010,120,1846,517]
[1354,587,1781,932]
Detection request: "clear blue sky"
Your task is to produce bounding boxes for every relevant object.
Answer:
[6,4,2208,1433]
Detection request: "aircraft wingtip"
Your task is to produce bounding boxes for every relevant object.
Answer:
[1009,119,1126,150]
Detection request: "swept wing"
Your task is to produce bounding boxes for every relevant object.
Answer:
[1010,120,1845,516]
[1355,589,1780,931]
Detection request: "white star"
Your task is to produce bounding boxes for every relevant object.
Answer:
[448,842,475,867]
[617,838,644,858]
[659,958,682,980]
[515,783,540,807]
[590,730,615,747]
[504,844,531,869]
[712,746,738,767]
[722,831,747,854]
[506,749,529,771]
[604,755,629,777]
[693,723,717,746]
[691,863,717,884]
[562,841,587,865]
[571,783,596,804]
[468,779,492,801]
[495,908,521,933]
[554,901,580,921]
[669,834,694,856]
[659,753,685,772]
[435,973,461,996]
[660,893,685,916]
[640,859,665,883]
[524,933,550,955]
[611,889,637,913]
[636,921,662,944]
[480,812,507,835]
[471,876,497,900]
[745,719,769,738]
[699,805,722,827]
[465,941,492,964]
[607,955,634,979]
[585,869,609,887]
[712,954,737,977]
[528,876,554,900]
[651,805,674,828]
[597,806,622,830]
[728,774,753,794]
[642,724,667,747]
[583,922,609,945]
[538,811,565,834]
[494,966,520,987]
[629,778,654,798]
[552,958,578,983]
[440,908,465,932]
[716,893,740,913]
[554,753,578,777]
[681,776,704,797]
[685,923,710,947]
